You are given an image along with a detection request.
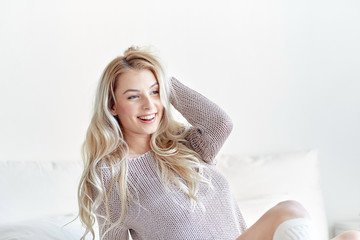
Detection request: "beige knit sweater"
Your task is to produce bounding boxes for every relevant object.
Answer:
[95,78,247,239]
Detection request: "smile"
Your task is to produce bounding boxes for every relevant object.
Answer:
[138,113,156,121]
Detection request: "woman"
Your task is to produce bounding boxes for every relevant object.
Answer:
[78,46,360,240]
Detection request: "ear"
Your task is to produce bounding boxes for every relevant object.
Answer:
[110,106,117,116]
[110,100,117,116]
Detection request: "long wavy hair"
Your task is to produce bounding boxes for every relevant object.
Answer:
[78,46,211,240]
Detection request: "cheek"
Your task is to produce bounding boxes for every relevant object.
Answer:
[116,103,137,118]
[157,102,165,114]
[119,105,131,114]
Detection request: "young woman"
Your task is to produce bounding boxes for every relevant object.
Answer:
[78,46,360,240]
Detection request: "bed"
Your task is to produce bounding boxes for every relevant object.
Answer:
[0,149,328,239]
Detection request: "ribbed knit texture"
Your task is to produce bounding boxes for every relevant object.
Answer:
[95,78,247,239]
[273,218,314,240]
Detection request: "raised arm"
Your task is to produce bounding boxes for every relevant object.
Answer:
[170,77,233,164]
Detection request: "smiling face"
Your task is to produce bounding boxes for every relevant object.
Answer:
[111,69,164,142]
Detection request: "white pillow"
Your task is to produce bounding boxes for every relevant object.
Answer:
[216,149,329,240]
[0,214,93,240]
[0,160,82,225]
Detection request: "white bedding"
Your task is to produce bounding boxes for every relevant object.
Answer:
[0,150,328,239]
[0,215,87,240]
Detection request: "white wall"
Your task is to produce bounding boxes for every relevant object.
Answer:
[1,0,359,236]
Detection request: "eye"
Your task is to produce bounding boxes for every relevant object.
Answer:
[151,90,159,95]
[128,95,139,100]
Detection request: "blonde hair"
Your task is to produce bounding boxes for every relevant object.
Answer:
[78,46,211,239]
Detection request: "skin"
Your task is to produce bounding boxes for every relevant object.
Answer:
[235,201,360,240]
[236,200,310,240]
[111,69,164,157]
[332,231,360,240]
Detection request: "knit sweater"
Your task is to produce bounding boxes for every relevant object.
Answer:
[95,78,247,240]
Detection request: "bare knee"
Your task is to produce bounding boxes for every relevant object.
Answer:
[236,200,311,240]
[333,231,360,240]
[270,200,310,221]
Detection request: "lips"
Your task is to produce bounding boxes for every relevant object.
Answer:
[138,113,156,121]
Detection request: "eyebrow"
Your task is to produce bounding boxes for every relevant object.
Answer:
[123,82,158,94]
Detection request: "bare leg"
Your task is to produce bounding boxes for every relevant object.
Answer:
[332,231,360,240]
[236,200,310,240]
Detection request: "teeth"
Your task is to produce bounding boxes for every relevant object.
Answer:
[139,114,155,120]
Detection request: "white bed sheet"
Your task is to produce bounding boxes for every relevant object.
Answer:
[0,214,93,240]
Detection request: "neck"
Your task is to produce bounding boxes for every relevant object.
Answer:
[124,134,151,158]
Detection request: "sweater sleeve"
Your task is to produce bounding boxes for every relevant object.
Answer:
[93,163,130,240]
[96,213,129,240]
[170,77,233,164]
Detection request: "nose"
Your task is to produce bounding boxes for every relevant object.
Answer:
[142,95,155,110]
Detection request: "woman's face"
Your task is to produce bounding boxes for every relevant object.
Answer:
[111,69,164,140]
